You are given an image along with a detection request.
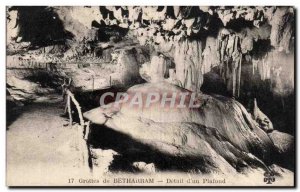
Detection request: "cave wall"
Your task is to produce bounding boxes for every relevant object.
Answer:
[6,6,295,133]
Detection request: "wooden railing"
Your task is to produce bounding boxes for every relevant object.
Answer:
[62,78,92,171]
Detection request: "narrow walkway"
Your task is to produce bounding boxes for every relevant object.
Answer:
[6,95,88,186]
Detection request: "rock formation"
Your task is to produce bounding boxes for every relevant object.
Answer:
[6,6,295,96]
[6,6,295,175]
[252,98,273,132]
[83,82,290,174]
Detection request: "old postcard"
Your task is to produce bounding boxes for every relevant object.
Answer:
[6,6,295,187]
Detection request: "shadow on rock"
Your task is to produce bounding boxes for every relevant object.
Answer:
[89,124,212,173]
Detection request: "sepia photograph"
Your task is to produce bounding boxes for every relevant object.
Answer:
[5,5,295,187]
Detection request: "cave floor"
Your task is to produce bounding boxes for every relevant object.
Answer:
[5,94,295,186]
[6,94,88,186]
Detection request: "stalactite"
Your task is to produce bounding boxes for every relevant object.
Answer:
[217,30,243,97]
[257,55,271,81]
[174,39,203,92]
[202,37,219,74]
[252,59,259,75]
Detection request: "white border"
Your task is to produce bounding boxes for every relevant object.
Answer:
[1,1,298,191]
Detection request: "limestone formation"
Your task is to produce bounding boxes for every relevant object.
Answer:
[6,6,295,98]
[252,98,273,132]
[6,6,295,177]
[174,40,203,92]
[83,82,284,173]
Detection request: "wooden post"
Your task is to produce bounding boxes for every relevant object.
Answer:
[67,95,72,127]
[92,76,94,92]
[67,90,84,126]
[84,121,91,141]
[66,89,92,171]
[61,75,93,171]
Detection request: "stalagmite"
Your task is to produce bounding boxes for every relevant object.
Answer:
[166,69,182,86]
[150,55,167,82]
[253,98,274,132]
[113,49,140,85]
[139,55,167,83]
